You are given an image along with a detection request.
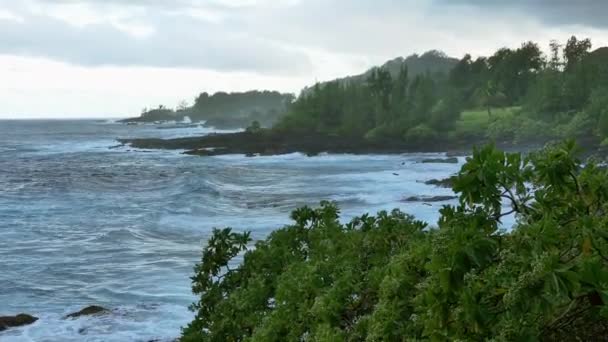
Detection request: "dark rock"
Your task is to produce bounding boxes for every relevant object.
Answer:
[446,151,466,157]
[0,314,38,331]
[420,157,459,164]
[402,195,457,203]
[424,177,454,188]
[118,131,450,157]
[65,306,109,319]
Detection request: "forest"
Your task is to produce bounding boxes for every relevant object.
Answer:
[276,37,608,149]
[181,141,608,341]
[122,90,294,129]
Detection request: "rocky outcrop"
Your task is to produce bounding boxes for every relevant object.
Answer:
[424,177,454,188]
[0,314,38,331]
[420,157,459,164]
[65,306,109,319]
[402,195,457,203]
[118,131,454,157]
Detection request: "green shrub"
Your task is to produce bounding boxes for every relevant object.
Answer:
[486,114,519,142]
[183,141,608,341]
[363,124,401,142]
[553,111,594,139]
[245,120,262,134]
[403,124,438,144]
[513,116,554,144]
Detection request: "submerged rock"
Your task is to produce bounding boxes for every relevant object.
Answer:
[65,306,109,319]
[402,195,457,203]
[420,157,459,164]
[424,177,454,188]
[0,314,38,331]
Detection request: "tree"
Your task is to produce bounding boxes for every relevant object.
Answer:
[245,120,262,134]
[474,81,506,119]
[177,100,189,112]
[564,36,592,72]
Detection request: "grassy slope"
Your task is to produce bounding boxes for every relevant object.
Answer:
[452,106,520,138]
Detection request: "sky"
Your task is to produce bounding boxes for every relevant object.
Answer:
[1,0,608,119]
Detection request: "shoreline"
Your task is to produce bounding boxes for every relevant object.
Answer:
[116,130,591,158]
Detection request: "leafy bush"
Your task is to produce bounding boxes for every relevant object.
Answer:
[513,116,554,144]
[245,120,262,134]
[363,124,402,142]
[553,111,594,139]
[183,141,608,341]
[486,114,519,142]
[403,124,438,144]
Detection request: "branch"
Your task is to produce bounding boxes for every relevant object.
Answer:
[569,171,590,215]
[494,208,517,223]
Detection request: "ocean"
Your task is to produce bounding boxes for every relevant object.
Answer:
[0,119,465,341]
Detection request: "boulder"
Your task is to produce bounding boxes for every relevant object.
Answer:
[65,306,109,319]
[0,314,38,331]
[420,157,459,164]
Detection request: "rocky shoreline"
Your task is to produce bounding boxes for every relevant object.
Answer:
[117,130,608,160]
[0,306,178,341]
[118,131,484,157]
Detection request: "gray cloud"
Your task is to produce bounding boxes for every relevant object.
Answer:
[0,0,312,74]
[438,0,608,29]
[1,0,607,76]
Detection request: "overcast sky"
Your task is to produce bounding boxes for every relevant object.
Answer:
[1,0,608,118]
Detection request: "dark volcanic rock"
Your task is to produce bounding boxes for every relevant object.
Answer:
[424,177,454,188]
[119,131,450,157]
[0,314,38,331]
[403,195,457,203]
[65,306,109,319]
[420,157,459,164]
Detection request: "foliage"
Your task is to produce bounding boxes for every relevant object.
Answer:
[403,124,438,144]
[586,88,608,138]
[553,112,594,139]
[183,141,608,341]
[127,91,295,128]
[245,120,262,134]
[275,36,608,148]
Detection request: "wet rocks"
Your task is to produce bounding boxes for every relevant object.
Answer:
[65,306,109,319]
[0,314,38,331]
[420,157,459,164]
[119,131,449,157]
[424,177,454,188]
[402,195,457,203]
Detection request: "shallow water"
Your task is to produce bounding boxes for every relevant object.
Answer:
[0,120,467,341]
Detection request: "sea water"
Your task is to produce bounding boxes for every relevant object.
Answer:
[0,120,468,341]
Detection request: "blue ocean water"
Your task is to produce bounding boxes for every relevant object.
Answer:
[0,120,464,341]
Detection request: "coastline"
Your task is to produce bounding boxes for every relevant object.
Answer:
[117,130,596,158]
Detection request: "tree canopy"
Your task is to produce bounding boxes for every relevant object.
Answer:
[123,91,295,128]
[277,37,608,148]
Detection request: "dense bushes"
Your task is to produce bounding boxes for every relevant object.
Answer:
[182,141,608,341]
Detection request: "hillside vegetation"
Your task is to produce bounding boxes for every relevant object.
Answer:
[121,91,294,129]
[277,37,608,149]
[182,141,608,341]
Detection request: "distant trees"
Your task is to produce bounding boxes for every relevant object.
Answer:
[131,91,294,127]
[277,36,608,146]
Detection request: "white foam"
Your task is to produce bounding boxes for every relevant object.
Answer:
[1,304,191,342]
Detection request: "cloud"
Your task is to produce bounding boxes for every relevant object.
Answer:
[437,0,608,29]
[2,0,607,76]
[0,0,312,74]
[2,0,608,118]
